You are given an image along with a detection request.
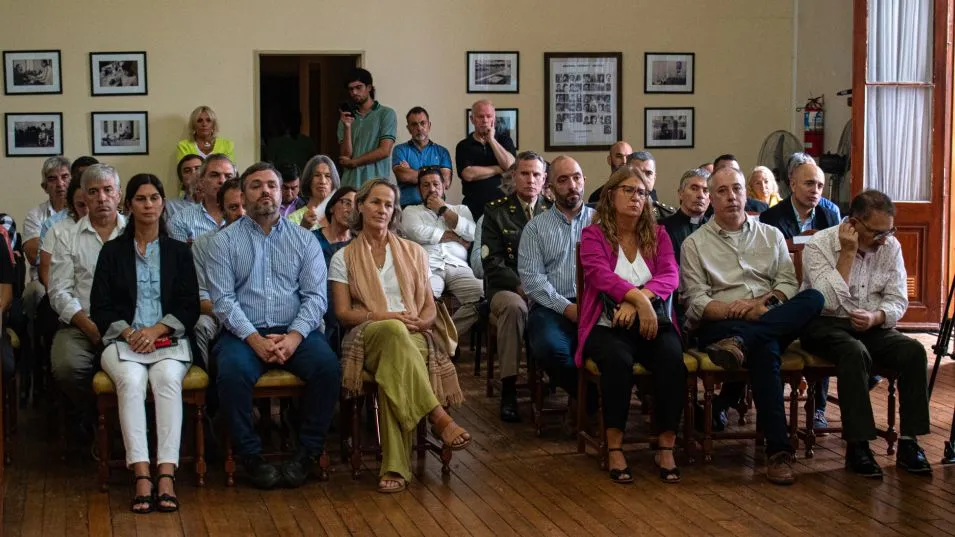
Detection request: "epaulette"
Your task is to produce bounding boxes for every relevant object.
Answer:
[486,197,508,208]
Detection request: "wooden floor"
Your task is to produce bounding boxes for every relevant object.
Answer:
[4,333,955,537]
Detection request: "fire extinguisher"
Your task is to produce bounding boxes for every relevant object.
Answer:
[802,95,825,157]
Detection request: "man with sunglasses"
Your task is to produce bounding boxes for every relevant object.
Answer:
[800,190,931,478]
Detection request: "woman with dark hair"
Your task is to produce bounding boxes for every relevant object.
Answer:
[313,186,357,346]
[577,166,685,484]
[330,179,469,493]
[90,173,200,513]
[288,155,340,230]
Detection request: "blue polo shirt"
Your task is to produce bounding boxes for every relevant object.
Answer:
[391,140,453,206]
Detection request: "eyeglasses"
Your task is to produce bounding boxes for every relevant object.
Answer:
[615,185,649,200]
[854,218,896,241]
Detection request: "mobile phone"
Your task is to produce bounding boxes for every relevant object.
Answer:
[339,102,354,116]
[153,336,178,349]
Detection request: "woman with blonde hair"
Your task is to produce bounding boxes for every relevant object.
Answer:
[748,166,782,207]
[176,105,235,161]
[577,166,685,484]
[330,179,470,494]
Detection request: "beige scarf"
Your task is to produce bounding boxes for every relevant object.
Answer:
[339,231,462,406]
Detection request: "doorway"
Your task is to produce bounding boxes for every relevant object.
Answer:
[258,53,360,170]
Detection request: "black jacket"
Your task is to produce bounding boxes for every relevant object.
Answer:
[481,194,552,300]
[758,195,840,239]
[90,234,200,338]
[659,209,709,266]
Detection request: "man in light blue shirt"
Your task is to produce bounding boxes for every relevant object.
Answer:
[208,162,340,490]
[518,156,593,396]
[392,107,453,207]
[336,68,397,189]
[168,154,235,243]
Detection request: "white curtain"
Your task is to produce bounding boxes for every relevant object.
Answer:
[864,0,933,201]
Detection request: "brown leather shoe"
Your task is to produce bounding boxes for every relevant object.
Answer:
[705,337,746,370]
[766,451,795,485]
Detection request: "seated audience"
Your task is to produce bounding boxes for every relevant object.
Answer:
[482,151,552,422]
[625,151,660,207]
[660,168,711,265]
[801,190,931,477]
[400,166,483,337]
[288,155,340,230]
[38,156,98,244]
[393,106,453,207]
[578,165,684,483]
[39,178,88,288]
[518,156,593,399]
[713,154,769,213]
[760,152,840,239]
[588,140,632,203]
[48,164,126,412]
[313,186,357,346]
[277,162,305,217]
[470,164,517,279]
[176,105,235,161]
[681,166,824,485]
[168,154,235,243]
[208,162,340,490]
[90,174,199,514]
[166,154,203,219]
[748,166,782,207]
[456,100,517,220]
[330,179,470,494]
[24,156,72,328]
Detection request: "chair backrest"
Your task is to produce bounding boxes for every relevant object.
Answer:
[786,229,818,285]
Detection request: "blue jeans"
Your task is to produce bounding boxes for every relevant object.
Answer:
[527,304,578,395]
[215,327,341,457]
[697,289,824,455]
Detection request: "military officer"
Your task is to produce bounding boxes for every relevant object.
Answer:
[481,151,551,422]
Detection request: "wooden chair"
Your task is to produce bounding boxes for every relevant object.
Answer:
[223,369,331,486]
[93,365,209,491]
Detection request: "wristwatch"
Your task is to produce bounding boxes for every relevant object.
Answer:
[437,206,448,216]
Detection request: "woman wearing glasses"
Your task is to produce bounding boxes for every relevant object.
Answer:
[577,166,686,484]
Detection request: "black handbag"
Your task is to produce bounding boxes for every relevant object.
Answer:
[599,292,673,327]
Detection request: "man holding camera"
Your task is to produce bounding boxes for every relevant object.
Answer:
[455,100,516,220]
[337,68,397,189]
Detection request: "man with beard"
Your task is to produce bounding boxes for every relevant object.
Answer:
[208,162,340,490]
[518,156,593,402]
[456,100,517,220]
[801,190,931,478]
[337,68,397,189]
[168,154,235,243]
[588,141,632,203]
[392,107,453,207]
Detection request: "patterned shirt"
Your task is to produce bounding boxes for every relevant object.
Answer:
[801,223,908,328]
[207,216,326,340]
[518,205,595,315]
[167,202,223,243]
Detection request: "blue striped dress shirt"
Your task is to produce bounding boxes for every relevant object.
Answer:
[518,205,594,314]
[207,216,327,340]
[192,229,219,302]
[168,202,223,243]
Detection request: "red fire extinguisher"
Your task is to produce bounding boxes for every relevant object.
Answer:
[802,95,825,157]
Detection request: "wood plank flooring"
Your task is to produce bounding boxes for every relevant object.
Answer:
[3,332,955,536]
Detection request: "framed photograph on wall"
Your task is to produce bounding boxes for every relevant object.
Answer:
[645,107,694,149]
[644,52,694,94]
[3,50,62,95]
[91,111,149,155]
[466,107,518,148]
[544,52,621,151]
[467,51,519,93]
[90,51,147,96]
[5,113,63,157]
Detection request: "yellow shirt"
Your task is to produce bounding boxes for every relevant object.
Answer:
[767,193,782,207]
[176,137,236,162]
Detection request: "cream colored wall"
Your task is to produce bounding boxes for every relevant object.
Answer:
[1,0,803,226]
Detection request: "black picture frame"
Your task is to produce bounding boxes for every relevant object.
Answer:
[644,52,695,94]
[544,52,622,152]
[644,107,695,149]
[5,112,63,157]
[91,111,149,155]
[466,51,519,93]
[3,50,62,95]
[90,51,148,96]
[465,107,518,148]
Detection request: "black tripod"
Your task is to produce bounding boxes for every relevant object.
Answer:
[928,272,955,464]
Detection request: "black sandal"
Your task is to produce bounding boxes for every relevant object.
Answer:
[131,475,155,514]
[607,448,633,484]
[155,473,180,513]
[655,447,681,484]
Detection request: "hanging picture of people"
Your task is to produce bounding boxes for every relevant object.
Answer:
[544,52,621,151]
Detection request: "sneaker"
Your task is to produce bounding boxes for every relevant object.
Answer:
[845,441,883,479]
[896,439,932,475]
[813,409,829,436]
[705,337,746,370]
[766,451,795,485]
[868,376,884,391]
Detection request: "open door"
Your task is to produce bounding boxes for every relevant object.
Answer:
[851,0,954,329]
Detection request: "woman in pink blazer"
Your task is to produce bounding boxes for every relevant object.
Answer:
[576,166,685,484]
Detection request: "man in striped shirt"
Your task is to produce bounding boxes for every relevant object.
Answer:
[168,154,235,243]
[518,156,593,399]
[207,162,340,490]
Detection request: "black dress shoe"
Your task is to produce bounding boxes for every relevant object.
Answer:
[281,449,317,488]
[500,396,521,423]
[845,442,883,479]
[896,439,932,474]
[242,454,282,489]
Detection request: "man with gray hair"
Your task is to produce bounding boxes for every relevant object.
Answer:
[661,168,711,265]
[23,156,72,316]
[48,163,126,409]
[168,153,236,243]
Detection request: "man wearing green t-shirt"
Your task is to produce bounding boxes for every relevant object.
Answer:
[337,68,398,189]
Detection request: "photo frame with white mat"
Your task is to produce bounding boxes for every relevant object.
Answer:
[5,112,63,157]
[3,50,62,95]
[644,107,694,149]
[90,51,147,96]
[544,52,622,151]
[466,107,518,148]
[644,52,694,94]
[467,51,519,93]
[91,111,149,155]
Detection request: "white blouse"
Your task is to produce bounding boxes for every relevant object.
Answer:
[597,247,652,328]
[329,244,432,313]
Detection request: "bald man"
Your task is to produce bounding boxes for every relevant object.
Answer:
[455,100,517,220]
[588,141,632,203]
[759,152,840,239]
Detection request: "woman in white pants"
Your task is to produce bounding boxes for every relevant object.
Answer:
[91,173,199,514]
